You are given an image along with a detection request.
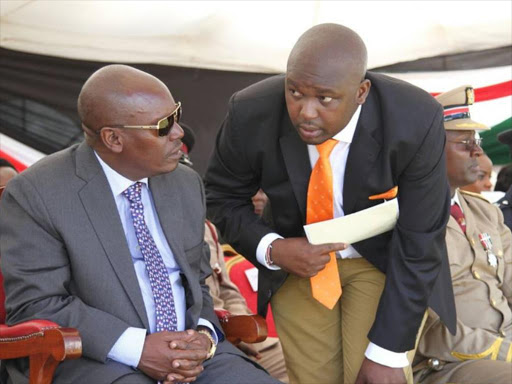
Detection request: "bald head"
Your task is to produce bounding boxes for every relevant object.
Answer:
[77,65,171,134]
[0,165,18,187]
[285,24,371,144]
[287,23,368,83]
[76,65,183,180]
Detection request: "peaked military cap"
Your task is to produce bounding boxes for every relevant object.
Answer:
[435,85,489,131]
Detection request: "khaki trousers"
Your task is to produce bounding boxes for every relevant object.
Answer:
[271,257,422,384]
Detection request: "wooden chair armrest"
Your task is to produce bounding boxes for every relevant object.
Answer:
[0,321,82,384]
[215,310,268,344]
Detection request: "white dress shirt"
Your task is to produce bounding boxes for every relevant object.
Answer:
[452,189,463,211]
[95,154,216,368]
[256,106,409,368]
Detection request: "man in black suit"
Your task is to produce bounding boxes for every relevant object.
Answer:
[205,24,456,384]
[497,129,512,230]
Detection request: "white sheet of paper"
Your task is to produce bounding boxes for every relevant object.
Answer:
[244,267,259,292]
[304,198,399,245]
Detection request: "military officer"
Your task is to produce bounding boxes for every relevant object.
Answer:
[497,129,512,230]
[414,86,512,384]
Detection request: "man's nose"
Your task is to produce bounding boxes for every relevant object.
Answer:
[299,99,319,120]
[170,122,184,141]
[471,144,484,157]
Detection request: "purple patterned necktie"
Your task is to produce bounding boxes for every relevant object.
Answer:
[123,182,178,332]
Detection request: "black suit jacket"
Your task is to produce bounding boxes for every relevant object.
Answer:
[498,185,512,231]
[205,72,456,352]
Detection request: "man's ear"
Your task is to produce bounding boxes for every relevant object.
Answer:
[356,79,371,105]
[100,128,123,153]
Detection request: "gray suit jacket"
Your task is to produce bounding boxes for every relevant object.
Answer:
[0,142,240,383]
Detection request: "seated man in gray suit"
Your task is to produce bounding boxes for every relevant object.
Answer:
[0,64,280,384]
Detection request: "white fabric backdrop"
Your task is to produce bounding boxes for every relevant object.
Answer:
[0,1,510,168]
[1,0,510,72]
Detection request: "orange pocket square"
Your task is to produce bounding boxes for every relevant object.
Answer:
[369,186,398,200]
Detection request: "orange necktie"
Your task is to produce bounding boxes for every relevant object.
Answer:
[307,138,342,309]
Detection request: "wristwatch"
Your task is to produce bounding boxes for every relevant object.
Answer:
[265,243,274,266]
[197,329,217,360]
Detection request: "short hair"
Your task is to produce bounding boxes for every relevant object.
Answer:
[0,158,17,171]
[495,164,512,192]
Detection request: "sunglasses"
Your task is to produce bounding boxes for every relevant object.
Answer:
[448,137,483,153]
[104,102,182,137]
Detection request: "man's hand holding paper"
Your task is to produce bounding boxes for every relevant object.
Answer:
[271,238,347,278]
[304,198,399,246]
[272,188,399,278]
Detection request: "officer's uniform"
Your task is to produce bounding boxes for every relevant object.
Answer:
[414,86,512,384]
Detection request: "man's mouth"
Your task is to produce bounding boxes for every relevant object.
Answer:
[298,124,322,139]
[469,162,479,172]
[169,142,183,158]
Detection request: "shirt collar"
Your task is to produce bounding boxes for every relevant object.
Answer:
[332,105,361,143]
[452,189,462,209]
[94,152,148,197]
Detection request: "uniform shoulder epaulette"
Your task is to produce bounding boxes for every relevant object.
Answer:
[459,189,491,203]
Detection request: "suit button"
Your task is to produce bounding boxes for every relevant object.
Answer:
[470,238,476,247]
[491,299,497,307]
[500,330,506,337]
[472,270,480,279]
[497,250,503,257]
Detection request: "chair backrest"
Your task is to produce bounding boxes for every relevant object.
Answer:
[0,186,6,323]
[224,247,278,338]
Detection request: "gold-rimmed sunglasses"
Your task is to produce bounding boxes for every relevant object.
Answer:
[102,102,181,137]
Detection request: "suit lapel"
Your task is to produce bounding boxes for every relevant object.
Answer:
[148,175,192,276]
[75,143,149,328]
[279,113,311,222]
[343,91,382,214]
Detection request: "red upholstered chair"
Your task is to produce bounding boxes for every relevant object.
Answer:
[223,245,278,338]
[0,185,82,384]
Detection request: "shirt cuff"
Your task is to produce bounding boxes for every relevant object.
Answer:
[198,318,219,344]
[365,342,409,368]
[256,233,283,270]
[107,327,146,368]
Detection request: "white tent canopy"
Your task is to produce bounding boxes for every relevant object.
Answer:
[0,0,511,171]
[1,0,511,73]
